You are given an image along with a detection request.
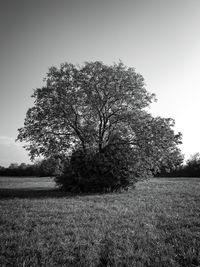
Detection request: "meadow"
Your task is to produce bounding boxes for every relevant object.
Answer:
[0,176,200,267]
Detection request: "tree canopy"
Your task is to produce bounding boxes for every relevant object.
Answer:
[17,61,183,190]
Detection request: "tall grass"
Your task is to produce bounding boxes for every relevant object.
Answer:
[0,177,200,266]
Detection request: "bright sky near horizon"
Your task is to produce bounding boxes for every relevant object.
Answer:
[0,0,200,167]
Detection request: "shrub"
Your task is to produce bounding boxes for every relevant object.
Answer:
[55,143,138,193]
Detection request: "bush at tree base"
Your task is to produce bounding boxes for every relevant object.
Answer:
[55,143,139,193]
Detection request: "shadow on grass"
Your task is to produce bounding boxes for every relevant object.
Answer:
[0,188,71,199]
[0,188,115,199]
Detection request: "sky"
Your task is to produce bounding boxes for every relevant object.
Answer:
[0,0,200,166]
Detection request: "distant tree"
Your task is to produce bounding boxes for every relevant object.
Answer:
[18,163,28,170]
[187,153,200,166]
[0,166,6,176]
[156,152,200,178]
[37,157,63,177]
[8,163,19,169]
[185,153,200,177]
[17,61,183,192]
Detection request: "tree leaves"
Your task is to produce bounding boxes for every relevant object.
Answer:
[17,61,183,177]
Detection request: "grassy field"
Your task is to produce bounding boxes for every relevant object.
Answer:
[0,177,200,267]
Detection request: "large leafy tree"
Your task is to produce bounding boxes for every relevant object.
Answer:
[17,61,182,182]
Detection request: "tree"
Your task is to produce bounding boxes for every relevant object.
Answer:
[18,163,28,170]
[17,61,183,191]
[187,152,200,166]
[36,157,63,177]
[185,153,200,177]
[8,163,19,169]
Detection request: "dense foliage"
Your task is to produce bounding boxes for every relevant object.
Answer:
[0,158,60,177]
[56,136,137,193]
[0,163,38,177]
[158,152,200,177]
[17,61,183,192]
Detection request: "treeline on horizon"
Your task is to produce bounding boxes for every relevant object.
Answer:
[0,158,57,177]
[0,152,200,178]
[157,152,200,178]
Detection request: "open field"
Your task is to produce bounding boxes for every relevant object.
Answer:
[0,177,200,266]
[0,176,56,189]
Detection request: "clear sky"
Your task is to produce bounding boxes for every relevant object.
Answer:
[0,0,200,166]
